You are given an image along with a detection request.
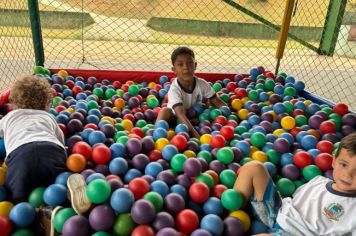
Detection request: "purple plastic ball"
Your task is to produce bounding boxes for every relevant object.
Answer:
[191,229,213,236]
[281,164,300,180]
[153,212,175,231]
[156,227,179,236]
[100,124,115,138]
[81,169,95,180]
[141,136,155,154]
[67,119,83,134]
[223,216,245,236]
[94,164,110,176]
[126,138,142,157]
[131,153,150,171]
[67,135,83,150]
[108,178,124,191]
[308,115,324,129]
[62,215,90,236]
[209,160,226,174]
[342,113,356,126]
[156,170,176,186]
[183,158,202,177]
[273,138,290,153]
[130,199,156,225]
[88,205,115,231]
[176,174,192,189]
[164,193,185,215]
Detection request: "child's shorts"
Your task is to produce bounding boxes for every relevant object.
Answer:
[251,178,283,229]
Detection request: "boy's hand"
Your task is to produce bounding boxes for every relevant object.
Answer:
[174,106,200,140]
[210,96,226,108]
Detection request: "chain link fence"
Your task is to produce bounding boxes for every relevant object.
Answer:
[0,0,355,109]
[0,0,35,91]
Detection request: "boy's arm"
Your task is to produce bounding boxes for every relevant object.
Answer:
[209,95,227,108]
[174,105,200,139]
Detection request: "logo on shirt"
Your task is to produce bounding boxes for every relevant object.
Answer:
[323,203,344,221]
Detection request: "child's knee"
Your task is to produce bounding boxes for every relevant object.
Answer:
[241,161,267,175]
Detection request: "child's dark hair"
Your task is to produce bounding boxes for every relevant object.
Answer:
[171,46,195,65]
[335,132,356,157]
[10,75,52,110]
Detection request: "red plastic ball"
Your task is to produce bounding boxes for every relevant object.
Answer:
[220,125,235,140]
[123,114,135,123]
[210,134,226,149]
[128,177,150,200]
[55,105,66,113]
[112,81,121,89]
[214,116,228,126]
[121,84,129,92]
[315,153,333,171]
[92,144,111,164]
[316,140,334,154]
[319,121,337,134]
[227,120,238,128]
[170,134,188,152]
[234,88,248,98]
[189,182,210,203]
[84,124,98,130]
[58,123,68,137]
[0,216,12,236]
[131,127,144,138]
[290,127,303,138]
[291,109,305,117]
[72,85,83,95]
[333,103,349,116]
[226,82,237,92]
[132,225,155,236]
[65,80,75,89]
[176,209,199,234]
[148,149,162,162]
[211,184,228,199]
[293,151,313,168]
[72,141,92,161]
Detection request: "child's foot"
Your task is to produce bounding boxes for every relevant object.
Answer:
[38,205,63,236]
[67,173,91,215]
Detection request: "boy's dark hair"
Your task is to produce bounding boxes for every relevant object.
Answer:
[335,132,356,157]
[171,46,195,65]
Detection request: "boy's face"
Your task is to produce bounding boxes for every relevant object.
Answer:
[332,148,356,193]
[172,54,197,81]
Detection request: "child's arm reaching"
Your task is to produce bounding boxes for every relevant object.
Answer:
[209,95,226,108]
[174,105,201,139]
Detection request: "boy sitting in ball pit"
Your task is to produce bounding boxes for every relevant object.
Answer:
[234,132,356,235]
[0,75,67,203]
[156,46,226,139]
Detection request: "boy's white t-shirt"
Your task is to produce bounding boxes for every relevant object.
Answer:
[277,176,356,236]
[0,109,65,159]
[167,77,216,111]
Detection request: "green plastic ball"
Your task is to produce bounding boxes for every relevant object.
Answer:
[228,114,239,122]
[283,101,294,114]
[295,115,308,126]
[199,113,210,122]
[302,165,322,181]
[234,126,247,135]
[250,132,266,148]
[87,100,99,110]
[92,232,111,236]
[143,192,164,212]
[11,229,34,236]
[322,107,333,115]
[117,136,129,144]
[276,178,295,197]
[213,83,222,92]
[147,97,159,108]
[114,123,125,132]
[33,65,46,75]
[248,90,258,101]
[209,109,222,120]
[283,87,296,97]
[135,120,147,128]
[197,151,213,163]
[221,189,243,211]
[217,147,234,164]
[116,89,124,97]
[219,93,229,103]
[266,149,280,164]
[93,87,104,99]
[51,96,63,107]
[53,208,76,233]
[28,187,45,208]
[128,85,139,96]
[86,179,111,204]
[219,169,237,188]
[195,173,214,190]
[240,157,252,166]
[293,180,304,189]
[264,79,275,91]
[113,213,135,236]
[105,88,116,99]
[171,154,187,173]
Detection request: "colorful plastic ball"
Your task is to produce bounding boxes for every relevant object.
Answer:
[273,138,290,153]
[171,154,188,173]
[293,151,313,168]
[229,210,251,232]
[200,214,224,236]
[316,140,334,154]
[91,144,111,164]
[280,116,296,130]
[9,202,36,228]
[183,158,202,177]
[153,127,168,141]
[276,178,295,197]
[145,162,163,178]
[219,169,237,188]
[62,215,90,236]
[250,132,266,148]
[302,164,322,181]
[315,153,333,171]
[319,120,337,134]
[88,130,106,145]
[281,164,300,180]
[235,140,250,155]
[132,225,155,236]
[333,103,349,116]
[191,229,213,236]
[155,138,170,152]
[150,180,170,198]
[263,162,277,177]
[110,188,135,213]
[189,182,210,204]
[215,147,234,164]
[113,213,135,235]
[143,192,164,212]
[156,227,179,236]
[219,125,234,140]
[221,189,243,211]
[195,173,215,189]
[66,153,86,173]
[252,151,268,163]
[109,157,128,175]
[172,209,199,234]
[301,135,318,150]
[131,199,156,225]
[43,184,67,206]
[170,134,188,152]
[128,177,150,200]
[203,197,223,216]
[210,134,226,149]
[224,216,245,236]
[27,187,45,208]
[164,193,185,215]
[0,215,12,236]
[86,179,111,204]
[152,211,175,231]
[53,208,76,233]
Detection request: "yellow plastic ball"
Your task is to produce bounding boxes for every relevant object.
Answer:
[281,116,296,130]
[241,97,249,104]
[101,116,115,125]
[66,107,75,113]
[57,70,68,78]
[0,201,14,217]
[304,100,312,106]
[267,111,278,122]
[155,138,170,151]
[231,99,243,110]
[0,167,5,185]
[273,128,285,137]
[166,129,175,140]
[238,109,249,120]
[146,94,156,101]
[267,91,274,96]
[252,151,268,162]
[121,119,133,131]
[264,101,271,106]
[148,82,156,89]
[1,162,6,169]
[230,210,251,232]
[200,134,212,144]
[248,146,259,157]
[183,150,196,158]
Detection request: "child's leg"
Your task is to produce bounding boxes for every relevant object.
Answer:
[155,107,175,125]
[233,161,271,206]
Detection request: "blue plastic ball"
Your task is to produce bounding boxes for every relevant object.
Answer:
[162,144,179,161]
[43,184,67,206]
[123,169,142,184]
[110,188,135,213]
[301,135,318,150]
[175,123,189,134]
[55,171,72,186]
[88,130,106,145]
[170,184,187,199]
[203,197,223,216]
[153,128,168,141]
[110,143,126,158]
[109,157,129,175]
[150,180,170,198]
[155,120,169,131]
[86,173,106,184]
[9,202,36,228]
[200,214,224,236]
[145,162,163,178]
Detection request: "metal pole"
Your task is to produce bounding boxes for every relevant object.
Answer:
[28,0,44,66]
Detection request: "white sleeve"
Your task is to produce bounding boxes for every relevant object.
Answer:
[167,86,183,109]
[200,79,215,99]
[0,117,4,138]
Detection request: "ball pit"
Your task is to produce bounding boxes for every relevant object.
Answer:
[0,67,355,235]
